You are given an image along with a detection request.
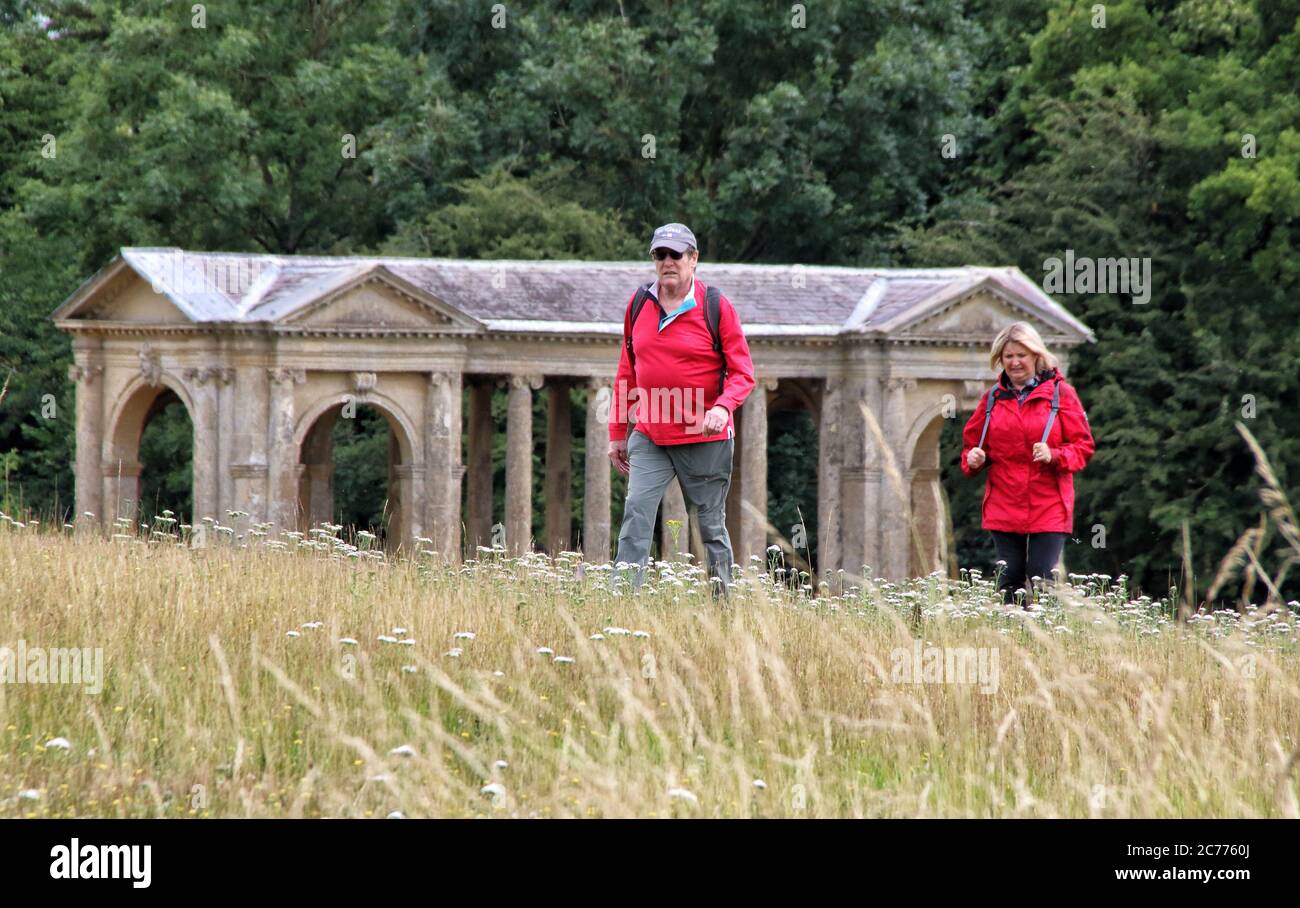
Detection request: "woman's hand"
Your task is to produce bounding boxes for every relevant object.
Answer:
[1032,442,1052,464]
[967,447,986,470]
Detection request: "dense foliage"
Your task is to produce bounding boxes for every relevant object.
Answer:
[1,1,1297,598]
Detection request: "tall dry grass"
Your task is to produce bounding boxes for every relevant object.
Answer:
[0,515,1295,819]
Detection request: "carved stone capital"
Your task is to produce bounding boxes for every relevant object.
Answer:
[962,379,987,401]
[352,371,377,395]
[429,371,460,391]
[759,377,780,392]
[884,377,917,393]
[510,373,544,391]
[267,367,306,386]
[67,364,104,385]
[182,366,224,386]
[586,376,612,393]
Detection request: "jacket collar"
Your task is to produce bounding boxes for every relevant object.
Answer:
[647,276,697,310]
[995,367,1057,400]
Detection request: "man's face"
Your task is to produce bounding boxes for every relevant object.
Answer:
[653,246,697,297]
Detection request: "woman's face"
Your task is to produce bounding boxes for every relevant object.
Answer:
[1001,340,1036,384]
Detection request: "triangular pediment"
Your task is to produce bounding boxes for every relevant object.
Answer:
[885,283,1079,345]
[52,259,198,324]
[282,266,481,331]
[87,275,194,323]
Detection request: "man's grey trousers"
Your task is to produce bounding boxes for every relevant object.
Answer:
[613,430,735,593]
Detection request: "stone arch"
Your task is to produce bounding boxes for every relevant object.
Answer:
[293,390,420,466]
[762,377,821,571]
[293,391,423,547]
[103,373,198,526]
[903,387,969,579]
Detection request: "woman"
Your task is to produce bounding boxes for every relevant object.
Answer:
[961,322,1095,605]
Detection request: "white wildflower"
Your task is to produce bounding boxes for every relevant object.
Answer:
[667,788,698,805]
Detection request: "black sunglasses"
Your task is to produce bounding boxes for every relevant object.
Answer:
[651,248,686,261]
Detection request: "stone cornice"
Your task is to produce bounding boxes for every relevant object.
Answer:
[54,319,829,346]
[53,320,1085,351]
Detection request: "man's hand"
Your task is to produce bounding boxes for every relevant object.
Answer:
[702,404,729,435]
[608,439,629,476]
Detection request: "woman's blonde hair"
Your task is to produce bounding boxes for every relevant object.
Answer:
[989,322,1060,373]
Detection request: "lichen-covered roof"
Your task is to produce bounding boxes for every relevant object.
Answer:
[52,248,1094,341]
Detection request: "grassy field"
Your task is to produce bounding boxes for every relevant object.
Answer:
[1,515,1297,820]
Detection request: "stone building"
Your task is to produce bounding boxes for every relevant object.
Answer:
[52,248,1093,581]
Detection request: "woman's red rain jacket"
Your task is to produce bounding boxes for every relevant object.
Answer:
[960,369,1095,534]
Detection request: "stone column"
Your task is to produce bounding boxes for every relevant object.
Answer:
[543,381,572,553]
[68,356,105,529]
[426,370,464,561]
[505,374,541,556]
[231,360,271,531]
[817,376,843,584]
[103,460,142,527]
[880,377,917,581]
[465,379,494,551]
[582,378,612,562]
[725,405,744,561]
[910,466,945,578]
[299,416,335,530]
[267,367,305,534]
[839,367,881,581]
[660,477,688,560]
[738,378,776,566]
[394,463,424,550]
[185,366,221,523]
[216,367,235,522]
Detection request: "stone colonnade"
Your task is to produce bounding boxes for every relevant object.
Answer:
[67,332,1020,583]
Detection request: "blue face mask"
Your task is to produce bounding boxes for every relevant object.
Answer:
[658,297,696,332]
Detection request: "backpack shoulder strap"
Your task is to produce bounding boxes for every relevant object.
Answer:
[624,283,653,368]
[704,284,725,394]
[1039,377,1062,445]
[977,386,998,449]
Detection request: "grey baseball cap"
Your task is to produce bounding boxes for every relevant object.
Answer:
[649,222,697,253]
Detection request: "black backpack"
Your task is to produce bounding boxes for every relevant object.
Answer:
[623,281,726,394]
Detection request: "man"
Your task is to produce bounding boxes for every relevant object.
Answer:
[608,223,755,594]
